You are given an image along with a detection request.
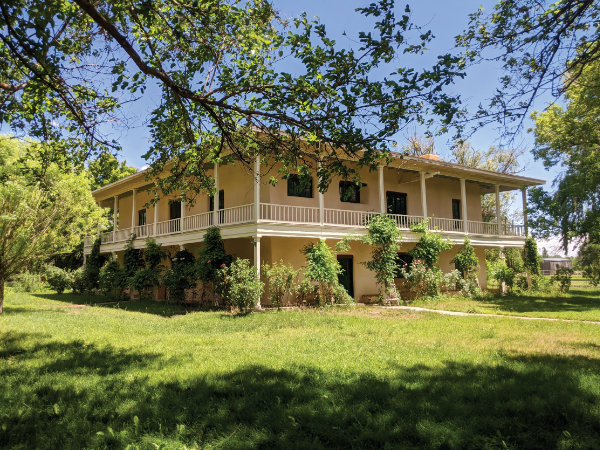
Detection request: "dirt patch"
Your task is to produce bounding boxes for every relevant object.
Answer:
[53,304,87,308]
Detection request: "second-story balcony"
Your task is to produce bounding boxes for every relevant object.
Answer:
[87,202,526,248]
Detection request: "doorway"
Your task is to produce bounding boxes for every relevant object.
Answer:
[337,255,354,298]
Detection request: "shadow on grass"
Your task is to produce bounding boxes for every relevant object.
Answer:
[1,331,599,448]
[31,292,195,318]
[480,289,600,315]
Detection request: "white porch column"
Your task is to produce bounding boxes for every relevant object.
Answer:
[254,155,260,222]
[522,187,529,236]
[254,236,262,308]
[420,172,428,218]
[460,178,468,233]
[180,199,186,231]
[131,188,137,231]
[112,195,118,241]
[213,162,219,226]
[318,161,324,226]
[153,200,159,236]
[378,166,385,214]
[495,184,502,235]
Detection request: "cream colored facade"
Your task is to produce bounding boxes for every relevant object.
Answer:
[84,154,544,302]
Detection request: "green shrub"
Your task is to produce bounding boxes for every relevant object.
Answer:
[84,237,105,291]
[523,237,541,276]
[504,248,524,273]
[263,260,298,308]
[123,237,144,280]
[45,265,72,294]
[490,263,515,292]
[196,227,232,283]
[296,277,317,306]
[401,260,443,299]
[362,215,402,302]
[409,220,452,269]
[99,259,125,296]
[129,268,158,298]
[302,240,342,305]
[143,239,166,269]
[217,258,264,312]
[332,283,355,305]
[71,268,86,294]
[552,267,574,293]
[13,272,44,293]
[162,250,196,301]
[452,237,479,279]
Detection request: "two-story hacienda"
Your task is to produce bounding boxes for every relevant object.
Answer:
[84,152,544,300]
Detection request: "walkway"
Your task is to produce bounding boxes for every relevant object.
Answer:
[386,305,600,325]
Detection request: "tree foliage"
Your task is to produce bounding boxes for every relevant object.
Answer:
[302,239,342,305]
[0,0,464,196]
[408,221,452,270]
[0,137,103,312]
[362,215,402,302]
[458,0,600,133]
[452,237,479,279]
[529,60,600,252]
[88,153,137,190]
[451,140,523,222]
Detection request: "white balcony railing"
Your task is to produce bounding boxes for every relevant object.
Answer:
[86,203,526,247]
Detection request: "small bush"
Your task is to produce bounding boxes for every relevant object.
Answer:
[71,268,86,294]
[296,278,317,306]
[302,240,342,305]
[13,272,44,292]
[162,250,196,301]
[143,239,166,269]
[409,220,452,269]
[263,260,298,308]
[401,260,443,299]
[452,237,479,279]
[197,227,232,284]
[490,263,515,292]
[45,265,72,294]
[217,258,264,312]
[552,267,574,293]
[332,283,355,305]
[99,259,125,296]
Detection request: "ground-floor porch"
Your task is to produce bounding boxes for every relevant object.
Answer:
[104,232,492,304]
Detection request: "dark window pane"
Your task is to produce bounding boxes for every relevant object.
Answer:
[395,253,413,279]
[339,181,361,203]
[386,191,407,215]
[287,174,313,198]
[452,199,461,220]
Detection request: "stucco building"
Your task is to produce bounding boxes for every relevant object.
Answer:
[84,152,544,301]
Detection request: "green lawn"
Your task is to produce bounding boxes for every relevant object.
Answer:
[412,287,600,322]
[1,289,600,449]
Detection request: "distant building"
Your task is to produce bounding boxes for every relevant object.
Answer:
[541,258,572,275]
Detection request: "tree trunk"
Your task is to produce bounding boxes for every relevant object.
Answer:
[0,278,4,314]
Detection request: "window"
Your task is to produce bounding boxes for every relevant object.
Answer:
[386,191,407,215]
[339,181,362,203]
[287,174,313,198]
[452,199,461,220]
[138,209,146,226]
[169,200,181,232]
[452,199,462,230]
[395,253,413,279]
[209,190,225,211]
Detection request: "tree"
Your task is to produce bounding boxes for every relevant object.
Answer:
[458,0,600,134]
[452,237,479,279]
[529,60,600,252]
[451,140,523,222]
[362,215,402,303]
[0,0,464,197]
[0,137,103,313]
[302,240,342,305]
[579,238,600,286]
[88,153,137,190]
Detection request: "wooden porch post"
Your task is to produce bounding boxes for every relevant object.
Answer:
[460,178,468,234]
[318,161,324,226]
[131,188,137,231]
[420,172,428,218]
[378,166,386,214]
[180,199,186,232]
[153,200,159,236]
[522,187,529,236]
[213,162,219,226]
[254,155,260,222]
[495,185,502,235]
[254,236,261,308]
[112,195,118,241]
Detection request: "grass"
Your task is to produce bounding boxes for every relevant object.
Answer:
[1,288,600,448]
[412,285,600,322]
